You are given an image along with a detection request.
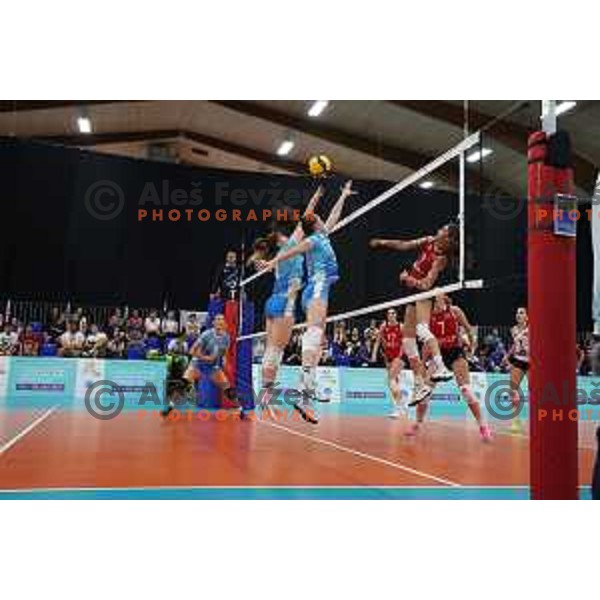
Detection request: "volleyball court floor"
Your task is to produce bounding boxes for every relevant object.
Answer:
[0,399,596,499]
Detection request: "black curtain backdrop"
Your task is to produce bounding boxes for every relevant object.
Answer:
[0,139,594,329]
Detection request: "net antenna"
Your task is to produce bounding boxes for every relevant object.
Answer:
[238,125,483,342]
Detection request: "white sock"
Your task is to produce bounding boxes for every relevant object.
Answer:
[301,366,317,399]
[433,354,445,370]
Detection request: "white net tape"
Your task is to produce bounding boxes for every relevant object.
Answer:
[237,279,483,342]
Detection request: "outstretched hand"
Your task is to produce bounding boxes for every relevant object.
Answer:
[341,180,357,198]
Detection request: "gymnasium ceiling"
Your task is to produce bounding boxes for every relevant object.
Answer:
[1,100,598,198]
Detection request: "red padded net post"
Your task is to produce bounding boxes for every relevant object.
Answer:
[527,131,578,499]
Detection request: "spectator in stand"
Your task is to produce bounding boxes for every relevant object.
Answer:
[161,310,179,338]
[10,317,23,338]
[144,309,161,336]
[20,324,40,356]
[357,331,378,367]
[211,250,240,300]
[127,309,144,334]
[83,324,108,358]
[363,319,379,343]
[126,328,146,359]
[108,308,125,330]
[58,321,85,357]
[486,343,507,372]
[331,324,349,366]
[72,308,85,329]
[320,334,335,366]
[107,329,127,358]
[185,313,200,340]
[483,328,503,353]
[346,327,363,367]
[0,322,20,355]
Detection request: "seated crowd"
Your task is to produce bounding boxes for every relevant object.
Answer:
[0,308,202,360]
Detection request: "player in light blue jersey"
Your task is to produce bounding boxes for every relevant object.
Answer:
[263,180,356,423]
[252,186,324,418]
[161,314,242,418]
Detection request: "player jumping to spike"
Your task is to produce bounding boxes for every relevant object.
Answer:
[370,224,458,406]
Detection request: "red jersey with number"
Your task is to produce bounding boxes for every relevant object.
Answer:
[380,322,402,361]
[409,238,436,280]
[430,307,460,350]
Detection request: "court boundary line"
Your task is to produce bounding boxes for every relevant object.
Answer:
[258,419,461,487]
[0,405,59,456]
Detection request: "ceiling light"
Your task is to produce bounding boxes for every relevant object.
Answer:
[308,100,329,117]
[77,116,92,134]
[555,101,577,116]
[466,147,493,163]
[276,140,295,156]
[419,181,434,189]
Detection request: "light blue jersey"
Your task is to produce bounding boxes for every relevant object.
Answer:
[193,327,230,372]
[265,237,303,319]
[305,231,338,282]
[302,231,339,311]
[272,237,304,295]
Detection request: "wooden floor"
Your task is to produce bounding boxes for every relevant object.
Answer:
[0,405,596,498]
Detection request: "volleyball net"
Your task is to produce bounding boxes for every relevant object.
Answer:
[237,130,483,349]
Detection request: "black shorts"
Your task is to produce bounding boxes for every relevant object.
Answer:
[441,346,465,369]
[508,355,529,372]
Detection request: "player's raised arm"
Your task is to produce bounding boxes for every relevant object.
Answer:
[291,184,324,242]
[370,236,431,252]
[324,180,356,232]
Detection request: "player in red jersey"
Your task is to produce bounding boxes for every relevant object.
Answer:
[405,293,492,442]
[370,224,458,406]
[372,308,406,418]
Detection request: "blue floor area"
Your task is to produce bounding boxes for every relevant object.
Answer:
[0,486,592,500]
[0,486,530,500]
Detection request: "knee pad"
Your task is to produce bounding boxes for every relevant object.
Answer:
[403,337,419,359]
[302,326,323,355]
[416,322,435,344]
[262,346,283,371]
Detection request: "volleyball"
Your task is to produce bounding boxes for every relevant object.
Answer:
[308,154,333,177]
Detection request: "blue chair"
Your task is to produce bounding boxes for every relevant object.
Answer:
[127,345,146,360]
[40,343,58,357]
